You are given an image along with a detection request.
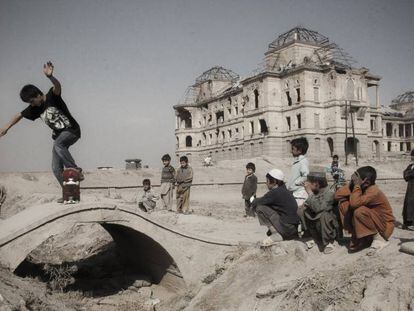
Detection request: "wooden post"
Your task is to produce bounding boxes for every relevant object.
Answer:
[350,104,358,166]
[345,100,348,166]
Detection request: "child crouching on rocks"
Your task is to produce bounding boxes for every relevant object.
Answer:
[303,171,339,254]
[138,179,159,213]
[251,169,300,247]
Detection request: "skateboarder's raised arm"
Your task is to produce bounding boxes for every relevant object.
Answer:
[0,113,23,137]
[43,61,61,96]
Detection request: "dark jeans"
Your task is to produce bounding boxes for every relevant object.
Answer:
[52,131,79,186]
[256,205,298,240]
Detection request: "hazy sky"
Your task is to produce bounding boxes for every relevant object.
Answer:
[1,0,413,172]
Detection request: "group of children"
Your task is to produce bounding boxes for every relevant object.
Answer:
[0,63,407,257]
[242,137,396,256]
[138,154,193,214]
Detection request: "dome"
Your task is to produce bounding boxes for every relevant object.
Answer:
[268,26,329,49]
[392,91,414,105]
[195,66,239,85]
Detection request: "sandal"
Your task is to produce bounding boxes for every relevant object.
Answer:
[324,243,335,254]
[305,240,316,249]
[261,235,280,247]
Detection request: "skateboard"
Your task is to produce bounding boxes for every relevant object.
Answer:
[62,168,81,204]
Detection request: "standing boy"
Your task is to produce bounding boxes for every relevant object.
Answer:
[160,154,176,211]
[241,162,258,217]
[403,149,414,230]
[138,179,159,213]
[303,172,339,254]
[286,137,309,234]
[252,169,300,246]
[175,156,193,214]
[0,62,82,202]
[335,166,395,255]
[328,154,346,189]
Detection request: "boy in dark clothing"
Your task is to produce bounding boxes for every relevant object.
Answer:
[160,154,176,211]
[303,172,339,254]
[241,162,258,217]
[252,169,300,246]
[175,156,193,214]
[403,150,414,230]
[0,62,82,201]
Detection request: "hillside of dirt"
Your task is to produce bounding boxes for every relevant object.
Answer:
[1,156,414,310]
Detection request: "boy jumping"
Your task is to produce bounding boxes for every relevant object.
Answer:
[0,62,82,202]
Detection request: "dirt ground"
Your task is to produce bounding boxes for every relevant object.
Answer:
[0,156,414,311]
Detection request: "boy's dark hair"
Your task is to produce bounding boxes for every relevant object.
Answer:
[179,156,188,163]
[291,137,309,155]
[246,162,256,172]
[333,154,339,160]
[265,173,284,186]
[162,154,171,161]
[142,179,151,185]
[20,85,43,102]
[356,166,377,185]
[307,175,328,188]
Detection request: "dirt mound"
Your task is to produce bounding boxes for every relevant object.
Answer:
[0,159,412,310]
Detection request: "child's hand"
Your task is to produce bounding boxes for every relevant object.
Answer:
[0,128,7,137]
[304,181,312,194]
[43,61,54,77]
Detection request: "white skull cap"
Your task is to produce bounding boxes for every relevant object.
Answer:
[268,169,284,181]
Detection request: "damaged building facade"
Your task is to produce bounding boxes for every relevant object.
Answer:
[174,27,409,163]
[381,92,414,154]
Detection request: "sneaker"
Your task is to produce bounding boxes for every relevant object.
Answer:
[76,167,85,181]
[367,233,389,256]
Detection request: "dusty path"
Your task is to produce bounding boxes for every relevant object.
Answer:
[0,157,413,310]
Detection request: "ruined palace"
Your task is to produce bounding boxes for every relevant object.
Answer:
[174,26,412,163]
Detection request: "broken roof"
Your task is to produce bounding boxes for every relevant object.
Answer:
[265,26,356,69]
[392,91,414,105]
[195,66,239,85]
[268,26,329,49]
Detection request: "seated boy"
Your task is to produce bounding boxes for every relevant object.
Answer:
[252,169,300,246]
[241,162,258,217]
[335,166,395,255]
[138,179,159,213]
[303,172,339,254]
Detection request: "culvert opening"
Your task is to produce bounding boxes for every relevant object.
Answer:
[14,223,185,296]
[100,223,185,290]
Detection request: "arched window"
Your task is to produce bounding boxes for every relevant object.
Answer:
[254,89,259,109]
[185,136,192,147]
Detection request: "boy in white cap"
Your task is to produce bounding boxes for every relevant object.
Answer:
[251,169,300,246]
